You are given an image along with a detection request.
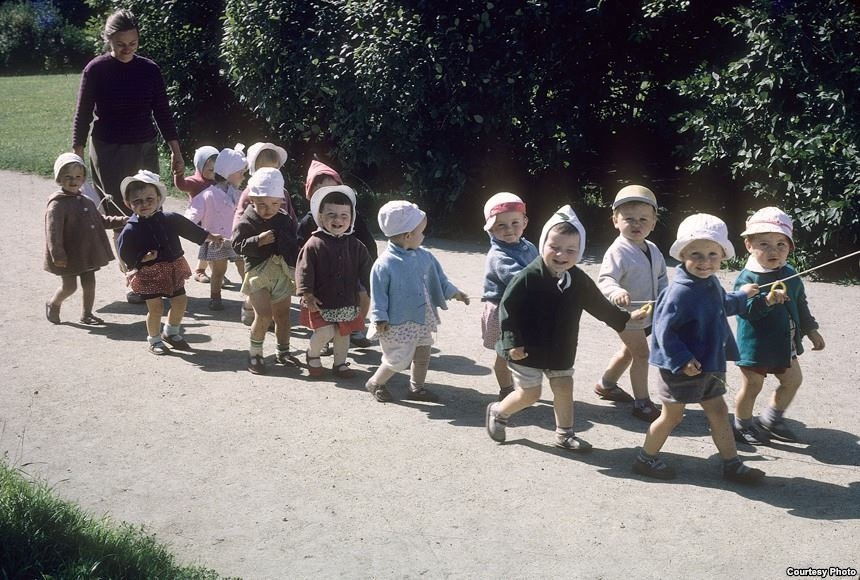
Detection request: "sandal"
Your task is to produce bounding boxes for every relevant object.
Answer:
[405,387,439,402]
[149,341,167,356]
[45,301,61,324]
[333,363,355,379]
[275,352,301,368]
[306,353,324,377]
[79,313,105,325]
[366,381,392,402]
[194,270,211,283]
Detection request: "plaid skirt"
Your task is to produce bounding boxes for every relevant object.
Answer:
[128,257,192,297]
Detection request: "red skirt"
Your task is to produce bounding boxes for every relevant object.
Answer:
[128,257,192,297]
[299,307,365,336]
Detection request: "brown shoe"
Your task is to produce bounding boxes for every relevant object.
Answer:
[594,382,634,402]
[45,301,61,324]
[632,400,661,422]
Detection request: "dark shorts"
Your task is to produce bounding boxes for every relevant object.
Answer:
[657,370,727,404]
[739,358,794,377]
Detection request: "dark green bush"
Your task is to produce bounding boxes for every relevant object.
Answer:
[0,1,93,73]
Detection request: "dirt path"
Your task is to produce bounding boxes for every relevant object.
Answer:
[2,170,859,579]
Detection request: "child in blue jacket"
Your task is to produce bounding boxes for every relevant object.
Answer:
[633,213,764,483]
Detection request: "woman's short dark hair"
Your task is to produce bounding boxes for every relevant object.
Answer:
[103,9,138,40]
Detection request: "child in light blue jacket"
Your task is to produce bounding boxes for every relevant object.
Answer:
[367,201,469,403]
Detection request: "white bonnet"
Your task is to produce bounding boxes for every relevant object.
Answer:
[193,146,219,174]
[53,152,86,181]
[214,144,247,178]
[247,142,288,174]
[538,205,587,263]
[310,185,357,234]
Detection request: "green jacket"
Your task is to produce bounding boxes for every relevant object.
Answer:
[497,257,629,370]
[734,265,819,368]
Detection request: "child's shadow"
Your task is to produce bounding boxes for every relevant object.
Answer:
[432,354,492,377]
[392,380,504,427]
[734,421,860,468]
[509,442,860,520]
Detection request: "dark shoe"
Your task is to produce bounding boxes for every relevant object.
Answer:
[498,386,514,401]
[333,363,355,378]
[366,381,392,402]
[733,423,771,446]
[320,343,334,357]
[79,313,105,325]
[755,418,799,443]
[405,387,439,402]
[162,334,191,351]
[274,352,301,368]
[632,400,661,423]
[45,301,61,324]
[349,335,373,348]
[149,341,167,356]
[126,291,145,304]
[248,354,267,375]
[723,461,765,484]
[555,432,592,452]
[485,403,507,443]
[208,298,224,311]
[632,455,676,480]
[594,382,634,402]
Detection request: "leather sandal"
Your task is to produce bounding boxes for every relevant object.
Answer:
[306,353,324,377]
[333,362,355,378]
[79,313,105,325]
[45,301,61,324]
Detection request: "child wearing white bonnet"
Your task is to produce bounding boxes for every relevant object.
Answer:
[731,206,824,446]
[231,167,302,375]
[366,200,470,403]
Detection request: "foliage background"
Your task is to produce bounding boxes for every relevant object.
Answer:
[1,0,857,272]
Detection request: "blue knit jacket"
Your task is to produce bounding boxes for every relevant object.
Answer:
[649,265,747,374]
[370,242,460,325]
[481,236,539,303]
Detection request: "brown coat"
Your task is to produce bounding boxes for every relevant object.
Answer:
[44,190,125,276]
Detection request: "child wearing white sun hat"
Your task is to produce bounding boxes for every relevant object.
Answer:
[634,213,765,483]
[731,207,824,446]
[365,200,470,403]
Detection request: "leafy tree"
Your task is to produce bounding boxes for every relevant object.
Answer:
[673,0,860,263]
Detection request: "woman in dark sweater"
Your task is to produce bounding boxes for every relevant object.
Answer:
[72,9,184,219]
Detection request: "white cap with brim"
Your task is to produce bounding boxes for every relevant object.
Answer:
[740,207,794,249]
[378,200,427,238]
[538,204,587,263]
[310,185,357,234]
[669,213,735,260]
[120,169,167,200]
[247,167,285,199]
[612,185,658,210]
[193,146,219,174]
[247,142,288,174]
[53,152,86,181]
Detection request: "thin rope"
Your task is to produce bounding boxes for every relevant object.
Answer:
[758,249,860,290]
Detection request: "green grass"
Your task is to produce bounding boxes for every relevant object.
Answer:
[0,74,80,177]
[0,459,235,579]
[0,74,174,186]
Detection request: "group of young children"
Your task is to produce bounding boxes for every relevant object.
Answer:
[44,149,823,484]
